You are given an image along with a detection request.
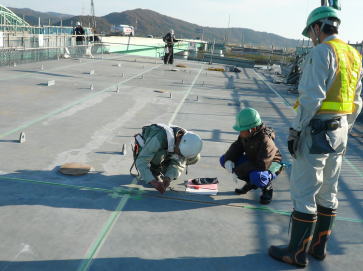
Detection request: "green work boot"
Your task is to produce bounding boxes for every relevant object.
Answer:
[269,211,317,268]
[309,205,336,260]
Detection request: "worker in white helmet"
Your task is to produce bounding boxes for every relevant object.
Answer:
[73,21,85,45]
[131,124,203,193]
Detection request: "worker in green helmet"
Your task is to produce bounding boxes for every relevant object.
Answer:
[220,108,282,204]
[269,2,363,268]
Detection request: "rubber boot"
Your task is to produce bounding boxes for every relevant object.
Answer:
[260,186,273,205]
[309,205,336,260]
[269,211,317,267]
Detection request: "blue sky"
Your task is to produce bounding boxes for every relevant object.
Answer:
[1,0,362,42]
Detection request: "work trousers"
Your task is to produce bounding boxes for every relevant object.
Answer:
[164,45,174,64]
[290,115,348,214]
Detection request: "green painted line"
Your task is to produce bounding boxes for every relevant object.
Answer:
[1,174,362,223]
[154,194,363,223]
[78,63,206,271]
[0,175,145,200]
[0,64,162,140]
[77,192,133,271]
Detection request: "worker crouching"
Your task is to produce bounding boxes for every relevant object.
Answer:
[131,124,203,193]
[220,108,283,204]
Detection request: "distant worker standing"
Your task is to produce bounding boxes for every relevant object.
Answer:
[163,29,180,64]
[131,124,203,193]
[269,3,362,268]
[73,22,85,45]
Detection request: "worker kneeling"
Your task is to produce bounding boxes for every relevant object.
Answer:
[220,108,283,204]
[131,124,203,193]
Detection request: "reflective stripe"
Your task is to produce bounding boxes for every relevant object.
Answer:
[319,101,354,112]
[318,39,362,114]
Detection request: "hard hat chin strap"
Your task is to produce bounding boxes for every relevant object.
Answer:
[310,25,321,45]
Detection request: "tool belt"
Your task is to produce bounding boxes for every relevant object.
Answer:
[309,117,341,154]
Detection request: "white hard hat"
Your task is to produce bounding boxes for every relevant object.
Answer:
[170,29,174,34]
[76,22,81,26]
[179,132,203,159]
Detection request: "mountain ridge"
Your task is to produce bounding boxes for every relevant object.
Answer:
[8,7,297,48]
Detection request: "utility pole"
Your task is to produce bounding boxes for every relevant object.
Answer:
[90,0,96,31]
[225,14,231,44]
[209,39,216,64]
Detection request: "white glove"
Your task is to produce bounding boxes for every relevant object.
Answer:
[224,160,235,174]
[231,173,239,184]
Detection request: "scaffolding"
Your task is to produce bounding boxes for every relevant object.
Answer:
[0,5,105,66]
[0,5,30,31]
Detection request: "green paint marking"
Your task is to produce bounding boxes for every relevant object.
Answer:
[1,174,362,223]
[77,192,133,271]
[0,64,162,139]
[154,194,363,223]
[78,63,206,271]
[0,176,144,200]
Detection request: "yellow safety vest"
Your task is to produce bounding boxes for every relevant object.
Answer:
[293,39,362,114]
[318,39,362,114]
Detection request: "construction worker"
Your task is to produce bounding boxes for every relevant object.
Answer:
[163,29,180,64]
[220,108,283,204]
[131,124,203,193]
[73,22,85,45]
[269,3,363,268]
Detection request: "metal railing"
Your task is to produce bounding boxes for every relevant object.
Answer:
[0,24,101,66]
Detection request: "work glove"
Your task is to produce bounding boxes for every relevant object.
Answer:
[288,128,301,159]
[224,160,235,174]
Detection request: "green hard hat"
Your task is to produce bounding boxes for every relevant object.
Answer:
[233,108,262,131]
[302,6,341,38]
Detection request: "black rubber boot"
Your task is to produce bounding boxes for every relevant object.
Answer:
[235,183,256,194]
[269,211,317,268]
[260,186,273,205]
[309,205,336,260]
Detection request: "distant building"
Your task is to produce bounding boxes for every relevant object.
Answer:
[111,24,135,36]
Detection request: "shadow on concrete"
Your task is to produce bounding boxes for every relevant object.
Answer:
[0,139,19,143]
[0,254,297,271]
[14,69,75,78]
[0,169,264,212]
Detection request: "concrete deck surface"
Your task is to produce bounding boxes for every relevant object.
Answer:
[0,54,362,271]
